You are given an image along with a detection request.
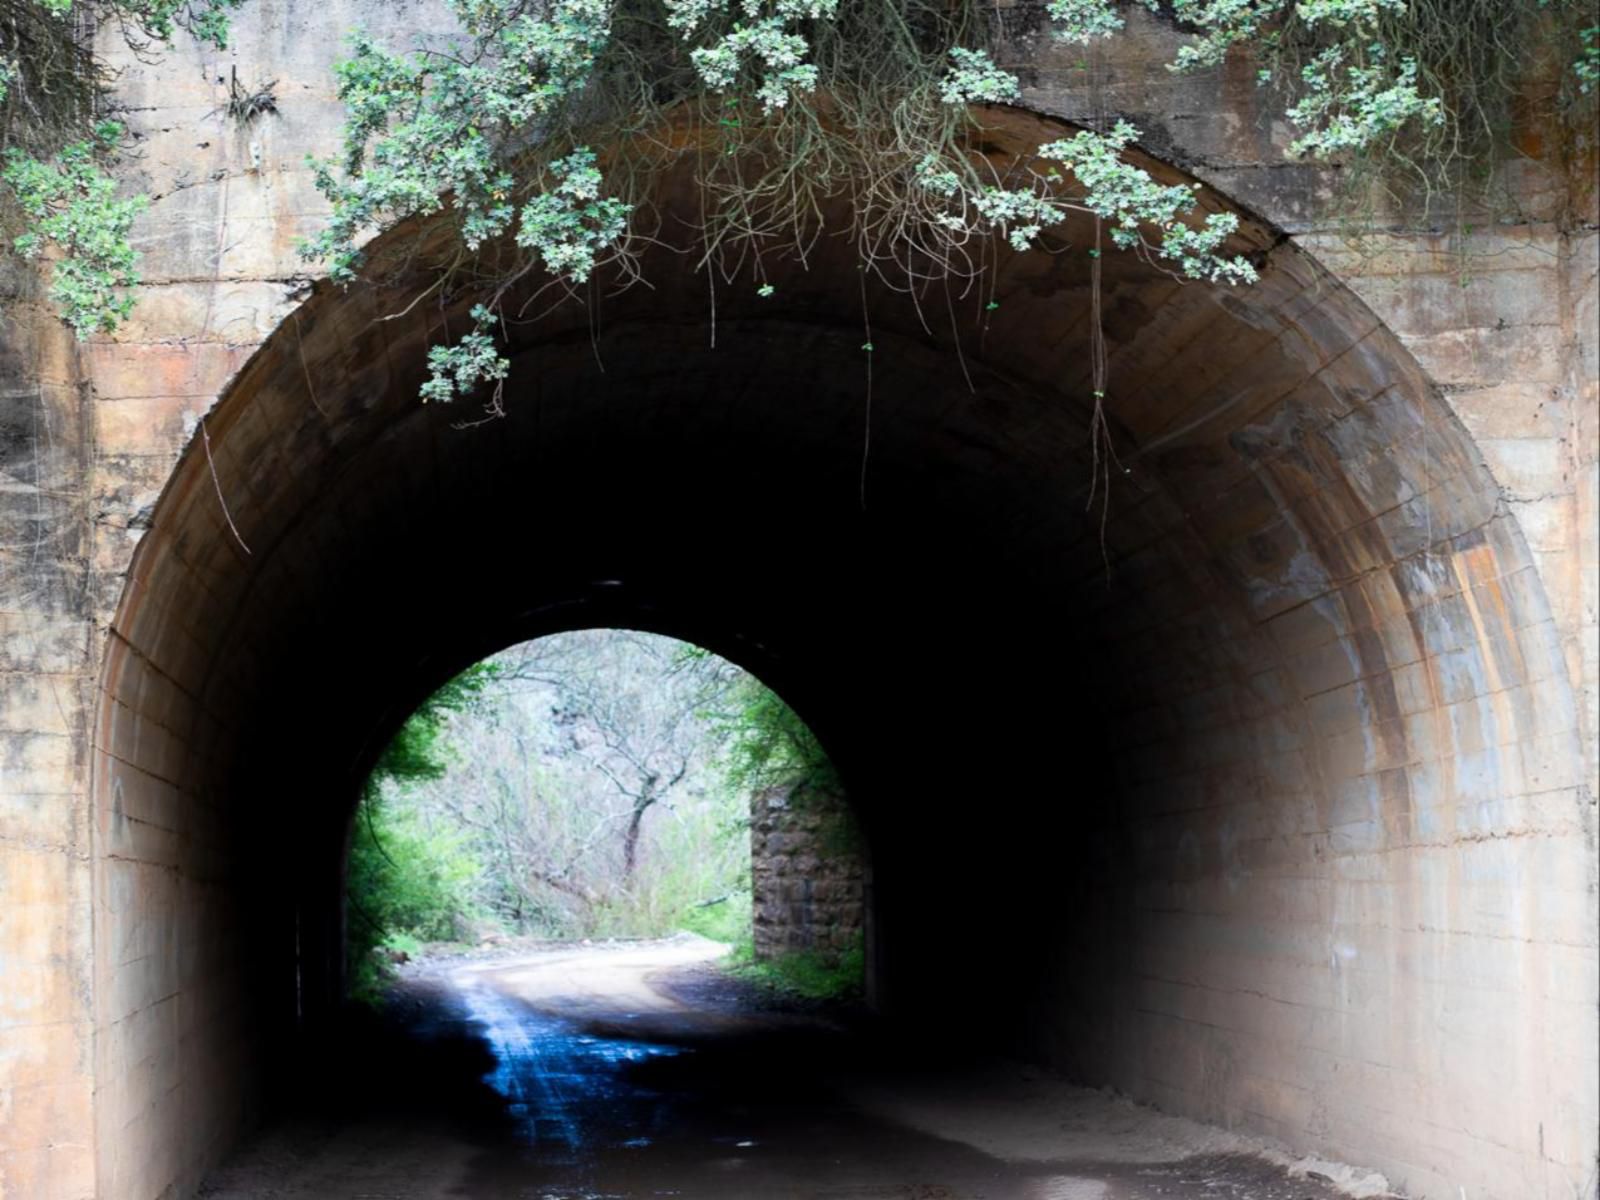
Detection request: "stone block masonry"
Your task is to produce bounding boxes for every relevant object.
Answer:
[750,784,866,964]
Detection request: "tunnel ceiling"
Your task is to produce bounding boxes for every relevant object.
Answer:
[107,109,1511,808]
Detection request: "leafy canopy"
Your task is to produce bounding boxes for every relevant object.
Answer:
[1,0,1594,358]
[708,672,839,796]
[293,0,1593,407]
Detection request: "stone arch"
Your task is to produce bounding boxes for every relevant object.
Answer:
[87,107,1596,1200]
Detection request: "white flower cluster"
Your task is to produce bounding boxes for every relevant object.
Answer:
[515,147,632,281]
[1286,45,1442,157]
[420,305,510,403]
[1046,0,1158,45]
[667,0,839,111]
[1038,122,1257,282]
[938,48,1020,105]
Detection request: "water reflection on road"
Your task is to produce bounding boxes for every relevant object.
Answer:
[196,937,1386,1200]
[455,977,683,1156]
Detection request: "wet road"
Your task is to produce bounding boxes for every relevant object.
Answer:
[199,938,1392,1199]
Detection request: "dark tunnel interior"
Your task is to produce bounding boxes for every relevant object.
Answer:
[90,113,1562,1198]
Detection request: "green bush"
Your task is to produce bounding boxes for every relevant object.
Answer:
[348,794,480,941]
[729,935,865,1003]
[345,665,494,1002]
[679,888,753,945]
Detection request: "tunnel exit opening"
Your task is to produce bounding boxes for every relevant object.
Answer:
[335,627,871,1015]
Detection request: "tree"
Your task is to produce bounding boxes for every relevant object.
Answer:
[682,648,838,796]
[344,631,849,978]
[501,633,699,882]
[345,663,493,991]
[387,631,754,940]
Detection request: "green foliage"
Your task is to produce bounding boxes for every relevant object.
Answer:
[346,789,482,1002]
[707,673,838,797]
[99,0,244,49]
[1579,25,1599,95]
[299,0,614,286]
[0,0,245,334]
[514,147,632,282]
[21,0,243,49]
[938,48,1021,105]
[678,0,837,112]
[1259,0,1593,215]
[346,664,496,999]
[913,122,1258,280]
[368,661,496,783]
[2,125,146,337]
[571,790,751,941]
[299,0,1596,404]
[3,0,1594,344]
[728,935,865,1001]
[348,793,480,941]
[345,636,770,982]
[1049,0,1593,216]
[679,887,752,944]
[301,0,1285,405]
[1284,42,1442,159]
[1047,0,1159,45]
[420,304,510,404]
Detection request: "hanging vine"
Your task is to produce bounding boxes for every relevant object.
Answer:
[0,0,243,329]
[282,0,1594,417]
[2,0,1595,395]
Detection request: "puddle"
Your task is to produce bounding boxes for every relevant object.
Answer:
[455,979,685,1154]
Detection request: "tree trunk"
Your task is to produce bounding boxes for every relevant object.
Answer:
[621,778,657,880]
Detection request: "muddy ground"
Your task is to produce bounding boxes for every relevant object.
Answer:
[198,937,1400,1199]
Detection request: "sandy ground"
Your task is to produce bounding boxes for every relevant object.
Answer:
[198,937,1401,1199]
[451,937,752,1027]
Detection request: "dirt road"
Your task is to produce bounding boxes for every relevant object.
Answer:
[199,937,1396,1199]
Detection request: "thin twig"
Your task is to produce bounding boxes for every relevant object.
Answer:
[200,416,251,555]
[292,309,329,418]
[858,265,873,510]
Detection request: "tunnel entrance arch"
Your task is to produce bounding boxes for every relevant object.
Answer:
[90,107,1596,1200]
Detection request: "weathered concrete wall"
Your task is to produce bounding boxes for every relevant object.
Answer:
[0,4,1592,1200]
[74,6,432,1193]
[1298,227,1600,795]
[0,269,97,1200]
[750,784,865,964]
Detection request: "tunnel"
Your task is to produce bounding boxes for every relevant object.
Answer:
[89,109,1596,1200]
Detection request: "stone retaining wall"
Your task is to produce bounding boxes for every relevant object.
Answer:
[750,784,865,964]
